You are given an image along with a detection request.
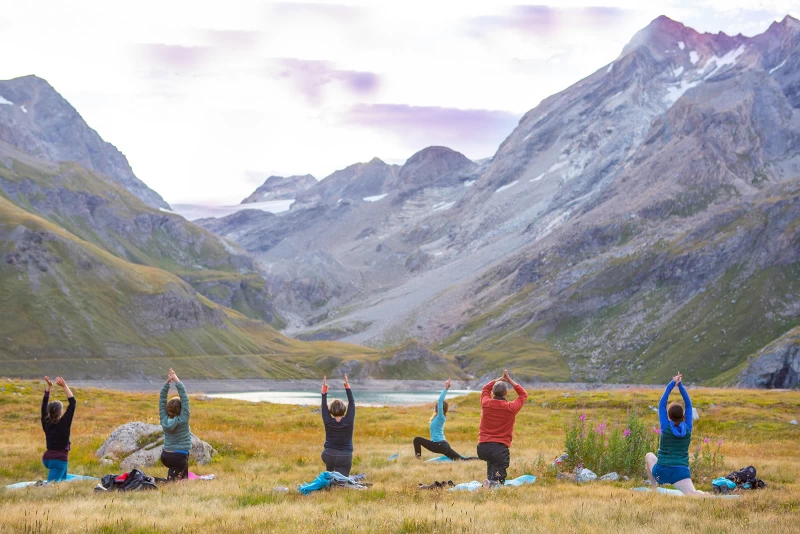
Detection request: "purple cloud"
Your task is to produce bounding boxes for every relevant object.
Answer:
[342,103,519,158]
[470,5,632,40]
[139,44,212,71]
[270,58,380,105]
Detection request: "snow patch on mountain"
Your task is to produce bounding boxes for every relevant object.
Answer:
[769,59,787,74]
[689,51,699,64]
[703,45,745,79]
[433,201,455,212]
[664,79,700,104]
[363,194,388,202]
[495,180,518,193]
[0,95,12,105]
[672,66,684,77]
[678,41,685,50]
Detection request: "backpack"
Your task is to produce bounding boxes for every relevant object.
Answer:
[96,469,159,492]
[713,466,766,493]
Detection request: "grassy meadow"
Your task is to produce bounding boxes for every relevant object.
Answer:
[0,379,798,533]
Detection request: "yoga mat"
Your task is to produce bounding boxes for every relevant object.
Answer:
[6,474,97,489]
[451,474,537,492]
[631,487,740,498]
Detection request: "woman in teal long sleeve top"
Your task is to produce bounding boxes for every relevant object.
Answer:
[159,368,192,480]
[413,379,466,460]
[645,372,706,495]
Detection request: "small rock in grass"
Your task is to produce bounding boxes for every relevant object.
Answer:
[790,420,798,425]
[576,468,597,483]
[692,408,700,421]
[600,472,619,482]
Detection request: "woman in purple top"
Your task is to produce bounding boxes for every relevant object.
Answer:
[41,376,76,482]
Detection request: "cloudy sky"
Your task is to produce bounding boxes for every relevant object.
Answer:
[0,1,795,204]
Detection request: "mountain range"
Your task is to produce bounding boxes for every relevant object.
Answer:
[201,15,800,388]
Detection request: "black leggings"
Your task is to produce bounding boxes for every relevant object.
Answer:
[413,437,463,460]
[321,448,353,476]
[161,450,189,481]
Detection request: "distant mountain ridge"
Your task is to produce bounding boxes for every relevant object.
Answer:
[201,14,800,388]
[241,174,317,203]
[0,75,169,209]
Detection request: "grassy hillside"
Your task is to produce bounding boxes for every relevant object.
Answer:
[0,148,283,326]
[0,194,380,379]
[1,381,798,532]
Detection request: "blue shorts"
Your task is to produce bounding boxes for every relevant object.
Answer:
[652,463,691,485]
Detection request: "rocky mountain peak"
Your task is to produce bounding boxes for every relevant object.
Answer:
[397,146,477,189]
[0,75,169,209]
[241,174,316,203]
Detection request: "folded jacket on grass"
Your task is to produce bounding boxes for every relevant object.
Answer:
[6,474,97,489]
[298,471,369,495]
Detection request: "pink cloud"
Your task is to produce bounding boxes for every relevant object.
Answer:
[270,58,381,105]
[139,44,212,72]
[342,103,519,158]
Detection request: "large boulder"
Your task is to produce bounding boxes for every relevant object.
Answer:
[97,422,215,471]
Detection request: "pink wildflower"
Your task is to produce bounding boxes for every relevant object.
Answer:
[623,428,631,437]
[579,414,587,422]
[717,440,723,446]
[703,437,710,444]
[651,426,662,435]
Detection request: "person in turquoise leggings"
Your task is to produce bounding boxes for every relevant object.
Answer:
[41,376,76,482]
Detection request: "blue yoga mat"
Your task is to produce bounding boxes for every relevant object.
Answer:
[425,456,454,462]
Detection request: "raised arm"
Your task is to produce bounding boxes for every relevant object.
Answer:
[481,380,496,406]
[503,371,527,413]
[320,376,332,424]
[54,377,76,426]
[437,386,448,416]
[41,376,51,428]
[344,383,355,423]
[175,381,190,423]
[159,381,173,429]
[659,379,677,430]
[678,381,692,432]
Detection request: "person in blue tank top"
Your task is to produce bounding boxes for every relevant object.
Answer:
[645,372,706,495]
[413,379,466,461]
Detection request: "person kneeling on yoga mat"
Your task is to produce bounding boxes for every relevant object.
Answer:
[413,379,466,461]
[320,374,355,476]
[159,368,192,481]
[41,376,76,482]
[645,372,706,496]
[477,370,527,486]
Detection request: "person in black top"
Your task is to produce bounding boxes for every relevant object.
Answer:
[41,376,76,482]
[320,374,355,476]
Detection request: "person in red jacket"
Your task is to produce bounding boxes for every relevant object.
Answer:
[477,369,527,486]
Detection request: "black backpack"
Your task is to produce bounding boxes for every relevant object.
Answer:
[97,469,159,492]
[725,466,766,489]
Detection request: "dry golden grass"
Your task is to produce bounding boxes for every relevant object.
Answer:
[1,379,798,533]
